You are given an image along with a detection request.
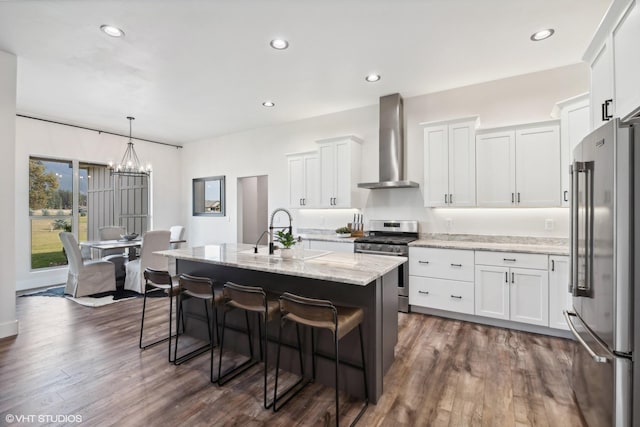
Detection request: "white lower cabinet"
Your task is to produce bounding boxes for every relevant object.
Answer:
[548,255,571,330]
[474,251,549,327]
[409,247,475,315]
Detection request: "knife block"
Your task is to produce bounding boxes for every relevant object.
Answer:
[350,230,364,237]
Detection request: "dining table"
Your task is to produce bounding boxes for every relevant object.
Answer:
[80,238,186,260]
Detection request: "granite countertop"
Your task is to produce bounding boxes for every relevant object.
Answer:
[409,234,569,256]
[156,243,405,286]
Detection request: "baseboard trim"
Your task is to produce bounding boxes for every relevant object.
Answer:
[0,319,19,339]
[410,305,573,339]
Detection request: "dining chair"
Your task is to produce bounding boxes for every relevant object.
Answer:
[59,232,116,297]
[168,225,185,275]
[99,225,127,279]
[169,225,185,249]
[124,230,171,294]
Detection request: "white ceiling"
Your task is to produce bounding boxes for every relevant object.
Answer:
[0,0,611,145]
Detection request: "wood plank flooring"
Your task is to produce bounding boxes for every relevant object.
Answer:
[0,295,584,426]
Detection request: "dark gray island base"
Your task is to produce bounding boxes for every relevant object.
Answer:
[158,244,403,403]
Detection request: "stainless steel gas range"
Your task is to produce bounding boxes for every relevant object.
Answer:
[354,220,418,313]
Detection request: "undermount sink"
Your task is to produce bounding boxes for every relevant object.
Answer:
[238,247,330,260]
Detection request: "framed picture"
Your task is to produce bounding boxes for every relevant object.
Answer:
[193,175,225,216]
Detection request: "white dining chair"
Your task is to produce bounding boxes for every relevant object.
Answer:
[169,225,185,249]
[124,230,171,294]
[59,232,116,297]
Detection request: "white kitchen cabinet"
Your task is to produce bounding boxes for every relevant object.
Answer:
[287,151,319,208]
[409,247,475,315]
[317,135,362,208]
[421,117,478,207]
[548,255,571,330]
[584,0,640,127]
[476,121,560,207]
[552,94,590,207]
[474,251,549,327]
[612,0,640,121]
[308,239,354,253]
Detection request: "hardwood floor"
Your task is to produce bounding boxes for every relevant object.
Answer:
[0,295,584,426]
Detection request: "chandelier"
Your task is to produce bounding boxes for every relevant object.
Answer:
[108,116,151,177]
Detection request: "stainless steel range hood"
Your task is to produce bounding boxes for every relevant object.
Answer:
[358,93,419,189]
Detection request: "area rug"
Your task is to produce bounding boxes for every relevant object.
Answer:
[20,285,165,307]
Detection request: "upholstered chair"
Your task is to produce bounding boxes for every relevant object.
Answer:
[59,232,116,297]
[124,230,171,294]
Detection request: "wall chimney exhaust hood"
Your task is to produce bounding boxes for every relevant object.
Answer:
[358,93,419,189]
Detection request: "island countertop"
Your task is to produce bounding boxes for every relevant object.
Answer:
[156,243,406,286]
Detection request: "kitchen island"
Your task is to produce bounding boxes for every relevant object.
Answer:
[156,243,405,402]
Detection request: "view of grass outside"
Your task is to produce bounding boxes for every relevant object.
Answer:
[30,214,88,269]
[29,158,89,269]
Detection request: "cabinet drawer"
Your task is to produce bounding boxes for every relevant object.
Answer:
[409,247,474,281]
[409,276,474,314]
[475,251,547,270]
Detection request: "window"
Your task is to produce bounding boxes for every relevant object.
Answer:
[193,175,226,216]
[29,158,74,269]
[29,157,150,269]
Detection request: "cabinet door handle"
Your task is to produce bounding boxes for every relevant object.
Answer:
[511,272,515,283]
[418,290,430,295]
[300,198,302,206]
[450,295,462,299]
[601,102,607,121]
[450,263,462,267]
[603,99,613,121]
[449,194,453,204]
[517,192,521,203]
[418,260,430,264]
[563,190,569,202]
[551,259,555,272]
[511,193,515,203]
[444,194,448,204]
[503,258,516,262]
[505,272,508,283]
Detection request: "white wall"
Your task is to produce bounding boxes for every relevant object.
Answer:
[181,63,587,242]
[1,50,18,338]
[15,117,183,291]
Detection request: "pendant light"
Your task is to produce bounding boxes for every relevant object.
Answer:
[109,116,151,177]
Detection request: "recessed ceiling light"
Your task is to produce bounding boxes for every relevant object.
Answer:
[100,25,125,38]
[365,74,381,82]
[262,101,275,107]
[530,28,554,41]
[270,39,289,50]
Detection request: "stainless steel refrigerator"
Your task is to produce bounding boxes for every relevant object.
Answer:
[565,118,638,427]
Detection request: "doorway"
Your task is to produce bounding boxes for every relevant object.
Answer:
[237,175,268,245]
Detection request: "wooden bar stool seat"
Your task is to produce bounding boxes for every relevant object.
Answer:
[216,281,279,409]
[173,273,223,365]
[273,292,368,427]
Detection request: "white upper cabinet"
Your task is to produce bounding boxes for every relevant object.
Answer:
[612,0,640,121]
[422,117,478,207]
[476,121,560,207]
[584,0,640,127]
[317,135,362,208]
[552,93,590,207]
[287,151,320,208]
[476,130,516,207]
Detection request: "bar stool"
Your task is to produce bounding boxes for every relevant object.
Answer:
[173,273,223,365]
[139,268,180,362]
[216,281,279,409]
[273,292,368,427]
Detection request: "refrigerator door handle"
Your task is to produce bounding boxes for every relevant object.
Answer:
[570,162,579,294]
[563,310,612,364]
